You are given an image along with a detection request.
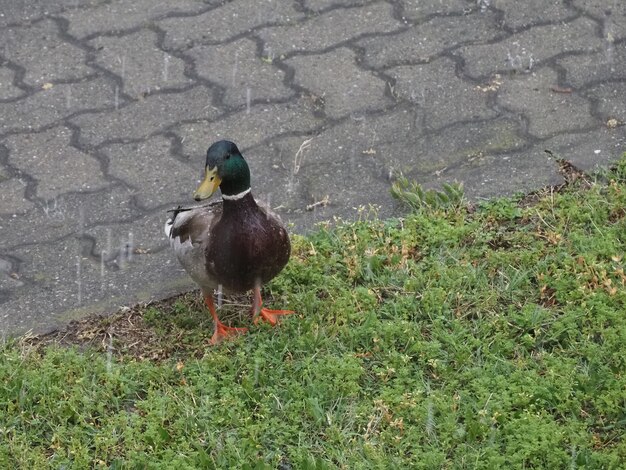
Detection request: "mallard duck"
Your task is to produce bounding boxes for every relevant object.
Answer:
[164,140,293,344]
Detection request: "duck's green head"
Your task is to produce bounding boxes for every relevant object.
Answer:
[193,140,251,200]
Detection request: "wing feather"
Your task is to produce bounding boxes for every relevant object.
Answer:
[164,203,222,290]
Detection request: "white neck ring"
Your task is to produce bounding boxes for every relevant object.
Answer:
[222,187,251,201]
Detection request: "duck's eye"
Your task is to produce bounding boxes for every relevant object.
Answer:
[225,154,230,160]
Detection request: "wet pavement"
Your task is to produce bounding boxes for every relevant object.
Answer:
[1,0,625,336]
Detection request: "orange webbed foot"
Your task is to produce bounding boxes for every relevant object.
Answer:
[205,293,248,345]
[251,286,294,326]
[254,307,295,326]
[210,322,248,345]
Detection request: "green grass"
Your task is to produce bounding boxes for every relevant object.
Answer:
[3,158,626,469]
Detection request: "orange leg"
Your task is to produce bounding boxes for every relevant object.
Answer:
[251,286,294,326]
[204,294,247,345]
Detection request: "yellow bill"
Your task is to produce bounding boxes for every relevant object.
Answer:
[193,166,221,200]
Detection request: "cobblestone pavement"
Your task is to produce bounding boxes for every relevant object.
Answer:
[1,0,625,335]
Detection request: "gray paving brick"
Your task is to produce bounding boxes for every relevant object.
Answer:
[434,150,563,199]
[400,0,472,21]
[0,19,92,86]
[303,0,374,12]
[0,178,34,214]
[586,82,626,124]
[571,0,626,40]
[386,57,497,129]
[1,217,186,334]
[62,0,209,39]
[100,136,198,209]
[557,47,626,88]
[494,0,576,31]
[381,118,527,176]
[497,68,597,138]
[0,66,25,100]
[358,12,503,68]
[254,110,415,216]
[259,2,401,56]
[250,110,413,218]
[89,30,193,97]
[3,127,109,200]
[159,0,304,50]
[187,38,293,108]
[278,109,419,172]
[0,77,120,134]
[0,260,24,293]
[542,127,626,172]
[69,86,221,146]
[0,0,103,27]
[459,17,603,78]
[175,101,322,160]
[1,185,139,250]
[247,140,395,230]
[286,48,389,118]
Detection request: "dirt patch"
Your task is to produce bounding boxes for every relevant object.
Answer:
[22,290,257,361]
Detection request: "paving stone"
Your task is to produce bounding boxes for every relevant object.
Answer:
[176,101,322,160]
[0,76,120,134]
[386,57,497,129]
[283,109,420,171]
[3,127,109,200]
[89,30,193,98]
[286,48,389,118]
[79,210,173,271]
[249,110,413,218]
[0,0,104,27]
[69,86,221,146]
[497,68,597,138]
[0,66,25,100]
[100,136,198,209]
[493,0,576,31]
[542,127,626,172]
[0,277,24,303]
[557,47,626,89]
[159,0,304,50]
[287,149,393,221]
[0,184,139,250]
[571,0,626,40]
[303,0,374,12]
[259,2,401,56]
[0,19,92,86]
[399,0,472,21]
[358,11,503,68]
[62,0,209,39]
[177,108,527,223]
[253,110,527,222]
[0,178,35,215]
[459,17,603,78]
[382,117,527,176]
[1,214,187,335]
[586,82,626,124]
[238,145,395,236]
[434,150,563,199]
[187,38,293,108]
